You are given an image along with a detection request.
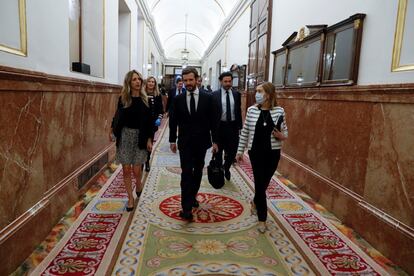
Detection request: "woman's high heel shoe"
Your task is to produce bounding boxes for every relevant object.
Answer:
[258,222,267,233]
[126,200,134,212]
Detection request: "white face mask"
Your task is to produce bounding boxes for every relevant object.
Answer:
[255,93,264,104]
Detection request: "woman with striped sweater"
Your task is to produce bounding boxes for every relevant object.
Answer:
[236,82,288,233]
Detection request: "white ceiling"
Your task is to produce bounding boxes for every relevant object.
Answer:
[145,0,240,61]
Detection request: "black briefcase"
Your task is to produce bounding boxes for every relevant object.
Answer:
[207,156,225,189]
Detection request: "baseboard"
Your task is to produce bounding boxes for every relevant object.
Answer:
[278,152,414,275]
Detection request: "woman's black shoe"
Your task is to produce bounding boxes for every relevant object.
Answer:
[145,161,150,172]
[136,190,142,198]
[126,206,134,212]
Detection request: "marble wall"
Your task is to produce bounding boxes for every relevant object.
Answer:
[0,66,120,274]
[276,85,414,274]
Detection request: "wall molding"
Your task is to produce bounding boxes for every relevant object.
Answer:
[276,83,414,104]
[0,65,121,93]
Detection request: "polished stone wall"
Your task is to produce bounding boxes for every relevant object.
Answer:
[0,66,120,274]
[276,85,414,274]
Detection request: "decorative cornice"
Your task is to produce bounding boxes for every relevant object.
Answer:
[201,0,250,61]
[135,0,166,60]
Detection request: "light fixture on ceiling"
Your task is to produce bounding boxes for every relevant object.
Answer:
[181,14,189,65]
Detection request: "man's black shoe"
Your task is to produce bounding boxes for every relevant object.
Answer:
[224,169,231,180]
[179,211,193,221]
[145,161,150,172]
[192,200,199,208]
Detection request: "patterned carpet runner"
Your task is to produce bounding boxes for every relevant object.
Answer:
[111,124,389,275]
[25,119,399,275]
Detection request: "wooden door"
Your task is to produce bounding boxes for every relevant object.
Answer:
[247,0,272,107]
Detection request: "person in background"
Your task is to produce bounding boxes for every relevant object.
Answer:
[159,83,168,113]
[110,70,153,212]
[212,71,242,181]
[166,78,185,115]
[197,76,207,93]
[169,67,219,221]
[206,85,213,93]
[236,82,288,233]
[144,76,164,172]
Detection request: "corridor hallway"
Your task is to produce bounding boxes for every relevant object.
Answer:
[15,121,404,275]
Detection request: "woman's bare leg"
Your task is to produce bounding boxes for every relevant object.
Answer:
[122,164,134,207]
[133,164,143,195]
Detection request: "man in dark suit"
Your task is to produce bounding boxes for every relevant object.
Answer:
[212,71,242,181]
[166,78,185,114]
[197,76,207,93]
[169,67,219,221]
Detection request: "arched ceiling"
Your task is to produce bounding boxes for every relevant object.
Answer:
[145,0,240,60]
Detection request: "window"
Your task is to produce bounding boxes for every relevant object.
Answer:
[272,13,365,87]
[69,0,105,77]
[174,68,182,75]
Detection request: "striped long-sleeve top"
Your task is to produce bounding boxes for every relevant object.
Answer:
[237,105,288,154]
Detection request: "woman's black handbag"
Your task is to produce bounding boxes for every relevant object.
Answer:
[207,156,225,189]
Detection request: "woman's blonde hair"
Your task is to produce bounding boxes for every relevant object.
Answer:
[121,70,148,108]
[258,82,278,108]
[144,76,160,96]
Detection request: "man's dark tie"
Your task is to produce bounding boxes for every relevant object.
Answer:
[226,90,231,122]
[190,92,196,116]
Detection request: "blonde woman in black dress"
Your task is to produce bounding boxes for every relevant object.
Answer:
[110,70,153,211]
[143,76,164,172]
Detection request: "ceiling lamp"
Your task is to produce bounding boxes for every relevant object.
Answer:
[181,14,189,65]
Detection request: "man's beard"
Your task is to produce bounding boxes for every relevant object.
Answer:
[186,85,195,92]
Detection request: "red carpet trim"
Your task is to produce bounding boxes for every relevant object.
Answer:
[40,214,122,275]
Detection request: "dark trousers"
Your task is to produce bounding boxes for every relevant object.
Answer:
[179,145,207,212]
[248,149,281,221]
[216,121,239,171]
